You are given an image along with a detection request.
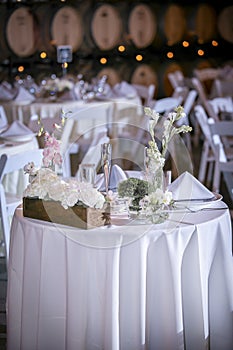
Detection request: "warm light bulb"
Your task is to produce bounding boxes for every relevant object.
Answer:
[197,49,204,56]
[100,57,107,64]
[118,45,125,53]
[167,51,174,59]
[136,54,143,61]
[212,40,218,47]
[40,52,47,59]
[182,41,189,48]
[18,66,24,73]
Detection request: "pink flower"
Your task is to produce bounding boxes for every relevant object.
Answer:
[53,152,62,165]
[42,133,62,169]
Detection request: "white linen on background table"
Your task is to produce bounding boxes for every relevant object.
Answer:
[2,96,142,125]
[7,200,233,350]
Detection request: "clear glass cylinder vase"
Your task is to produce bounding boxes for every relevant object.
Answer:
[146,160,164,193]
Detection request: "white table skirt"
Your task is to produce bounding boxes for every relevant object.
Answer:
[7,202,233,350]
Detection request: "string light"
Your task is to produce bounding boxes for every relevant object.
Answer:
[182,41,189,48]
[100,57,107,64]
[18,66,24,73]
[212,40,218,47]
[118,45,126,53]
[167,51,174,59]
[135,54,143,62]
[197,49,205,56]
[40,52,47,59]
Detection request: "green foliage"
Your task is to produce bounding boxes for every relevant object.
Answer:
[118,178,150,209]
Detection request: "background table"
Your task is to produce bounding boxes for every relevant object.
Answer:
[3,96,142,125]
[7,201,233,350]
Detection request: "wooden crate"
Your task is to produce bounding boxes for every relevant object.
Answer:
[23,197,111,229]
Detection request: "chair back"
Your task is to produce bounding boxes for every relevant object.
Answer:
[167,70,185,89]
[194,105,216,148]
[153,97,181,114]
[207,97,233,115]
[132,83,156,107]
[208,120,233,193]
[0,149,43,183]
[0,105,8,130]
[76,127,110,177]
[191,77,219,121]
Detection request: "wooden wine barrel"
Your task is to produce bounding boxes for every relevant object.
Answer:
[127,4,157,49]
[163,5,187,46]
[90,4,123,51]
[97,67,122,87]
[37,5,84,55]
[130,64,158,88]
[187,4,217,43]
[3,7,39,57]
[217,6,233,44]
[161,62,184,96]
[0,6,11,61]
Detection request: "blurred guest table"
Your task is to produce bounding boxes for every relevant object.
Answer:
[7,199,233,350]
[2,96,142,126]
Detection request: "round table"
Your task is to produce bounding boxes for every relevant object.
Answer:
[7,200,233,350]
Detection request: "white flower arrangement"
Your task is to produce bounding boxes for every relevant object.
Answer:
[23,168,105,210]
[139,188,173,223]
[137,105,192,223]
[144,105,192,166]
[44,78,74,92]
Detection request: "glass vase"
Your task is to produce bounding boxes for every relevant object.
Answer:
[144,147,164,193]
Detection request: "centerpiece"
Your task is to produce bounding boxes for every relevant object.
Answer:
[23,131,110,229]
[117,105,192,223]
[41,77,74,101]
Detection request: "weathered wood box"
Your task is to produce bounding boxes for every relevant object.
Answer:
[23,197,111,229]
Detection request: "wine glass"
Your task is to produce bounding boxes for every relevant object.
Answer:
[101,143,112,195]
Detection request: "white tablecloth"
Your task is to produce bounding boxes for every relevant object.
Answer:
[3,96,142,126]
[7,201,233,350]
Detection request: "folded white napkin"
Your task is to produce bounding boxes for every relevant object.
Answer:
[168,171,214,201]
[112,81,137,98]
[0,83,17,101]
[0,120,34,137]
[96,164,128,191]
[14,86,35,103]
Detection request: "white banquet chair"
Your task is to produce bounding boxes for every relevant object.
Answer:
[195,104,233,193]
[0,149,43,264]
[75,126,110,178]
[153,97,182,115]
[210,78,233,98]
[0,105,8,131]
[132,83,156,107]
[207,96,233,119]
[208,120,233,197]
[167,70,185,89]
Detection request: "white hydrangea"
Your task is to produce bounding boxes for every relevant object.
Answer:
[24,168,105,210]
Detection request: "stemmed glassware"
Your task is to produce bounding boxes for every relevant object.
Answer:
[101,143,112,195]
